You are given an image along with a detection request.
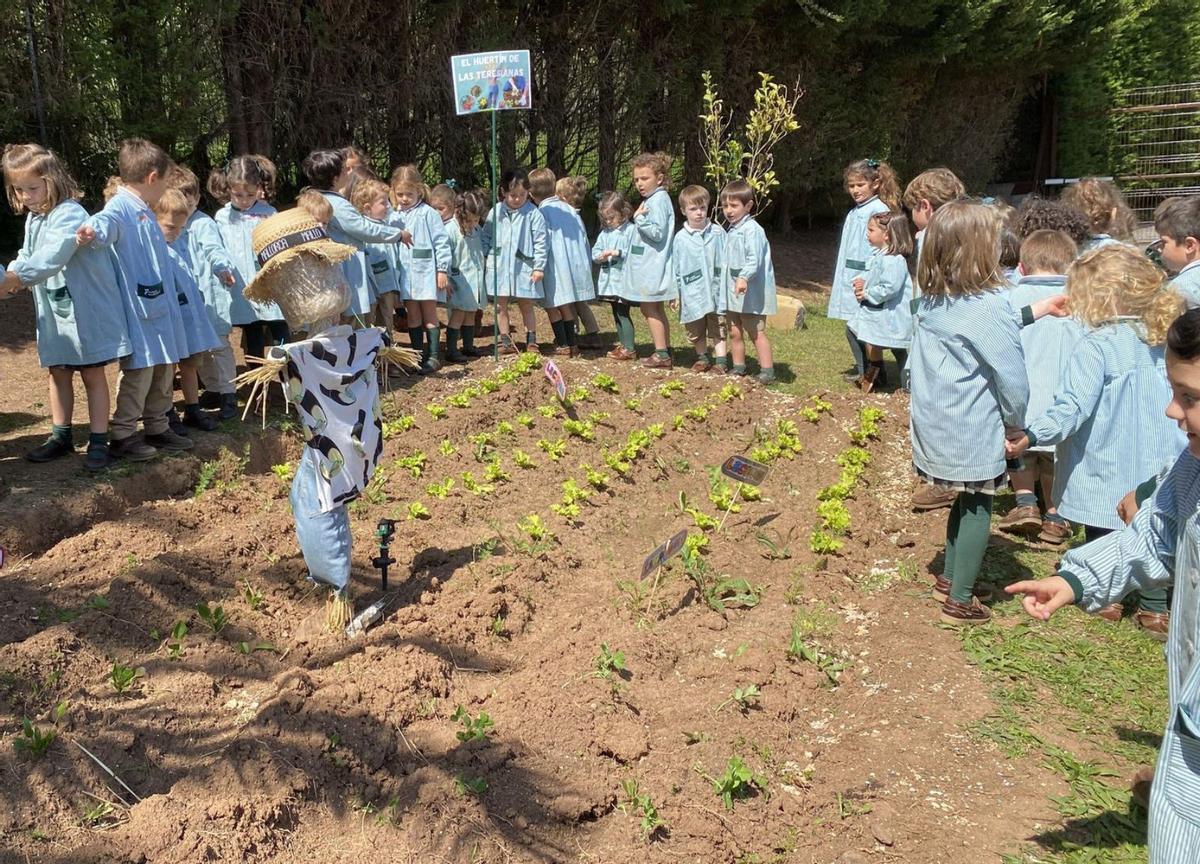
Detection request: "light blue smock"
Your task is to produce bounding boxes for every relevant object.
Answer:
[81,187,187,369]
[1171,261,1200,310]
[539,196,594,307]
[672,221,726,324]
[214,200,282,325]
[167,239,223,357]
[480,201,547,300]
[390,201,450,304]
[183,210,235,337]
[624,187,674,302]
[321,191,405,317]
[724,215,777,316]
[829,195,889,321]
[8,199,131,368]
[848,249,913,349]
[444,217,484,312]
[593,222,635,300]
[365,243,401,300]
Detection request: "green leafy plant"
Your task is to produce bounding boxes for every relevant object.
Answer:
[12,717,56,759]
[536,404,558,418]
[567,385,591,402]
[166,620,187,660]
[705,755,769,811]
[451,705,494,742]
[460,472,495,496]
[592,643,627,679]
[849,406,885,445]
[658,380,685,398]
[426,477,455,499]
[718,382,743,402]
[677,492,719,532]
[242,581,265,610]
[455,774,488,796]
[108,662,142,694]
[717,684,762,713]
[537,437,568,461]
[518,514,550,542]
[706,467,741,513]
[382,414,416,438]
[581,463,610,490]
[516,413,535,428]
[426,403,448,420]
[479,377,501,394]
[484,458,511,484]
[591,373,619,393]
[623,398,641,412]
[394,451,427,478]
[560,478,591,506]
[672,414,687,431]
[438,438,457,456]
[816,498,851,535]
[562,418,595,442]
[196,601,228,633]
[603,450,632,477]
[448,393,471,408]
[620,779,667,838]
[809,529,844,555]
[513,449,536,469]
[683,548,760,612]
[755,527,795,560]
[407,501,431,520]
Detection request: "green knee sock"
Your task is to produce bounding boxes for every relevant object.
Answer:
[943,494,963,581]
[948,492,993,604]
[425,325,440,362]
[1138,587,1170,614]
[408,326,425,352]
[461,325,476,350]
[50,423,73,446]
[446,327,460,355]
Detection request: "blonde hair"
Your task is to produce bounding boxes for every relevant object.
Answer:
[903,168,965,212]
[388,164,428,206]
[677,184,711,212]
[1019,230,1076,275]
[1067,244,1182,344]
[427,183,458,212]
[295,187,334,225]
[2,143,80,214]
[350,178,391,215]
[917,200,1004,297]
[631,152,673,191]
[556,176,588,208]
[102,175,122,202]
[1061,178,1135,240]
[527,167,556,202]
[844,159,902,210]
[154,187,190,218]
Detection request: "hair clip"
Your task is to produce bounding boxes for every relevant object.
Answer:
[865,158,880,170]
[444,178,458,190]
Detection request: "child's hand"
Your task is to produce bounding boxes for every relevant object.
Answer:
[851,277,865,290]
[76,225,96,246]
[1117,489,1140,525]
[1004,433,1029,459]
[436,272,450,293]
[1005,576,1076,621]
[400,230,413,246]
[735,277,748,296]
[634,204,648,219]
[530,270,543,284]
[218,270,236,286]
[1031,295,1069,319]
[604,249,616,261]
[669,299,679,313]
[0,270,23,297]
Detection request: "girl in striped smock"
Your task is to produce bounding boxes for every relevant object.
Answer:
[1061,177,1137,252]
[830,159,899,381]
[431,185,486,362]
[1007,244,1186,633]
[1007,307,1200,864]
[909,200,1062,626]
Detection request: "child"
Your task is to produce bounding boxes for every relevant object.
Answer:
[1016,196,1092,248]
[909,200,1030,625]
[830,159,900,380]
[169,165,240,420]
[530,168,590,357]
[721,179,777,383]
[558,176,603,347]
[389,165,451,372]
[991,199,1021,282]
[154,189,223,433]
[848,211,914,392]
[350,177,403,343]
[1155,196,1200,309]
[479,169,547,355]
[1005,308,1200,863]
[1007,244,1185,632]
[997,229,1083,545]
[296,187,334,227]
[626,152,676,368]
[2,144,130,471]
[1061,177,1136,249]
[209,155,287,363]
[903,167,966,513]
[593,192,637,358]
[672,184,727,373]
[434,187,486,362]
[76,138,191,461]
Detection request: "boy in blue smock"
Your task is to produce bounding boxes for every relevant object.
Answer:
[76,138,192,462]
[720,179,777,384]
[672,185,727,373]
[1156,196,1200,309]
[996,230,1083,545]
[3,144,131,472]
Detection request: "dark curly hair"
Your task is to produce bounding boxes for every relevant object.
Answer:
[1016,197,1092,247]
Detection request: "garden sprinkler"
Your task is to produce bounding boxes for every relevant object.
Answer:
[372,518,397,590]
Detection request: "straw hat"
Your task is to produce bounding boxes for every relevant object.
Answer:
[244,208,356,303]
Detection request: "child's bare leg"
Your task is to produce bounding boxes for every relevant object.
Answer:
[575,301,599,335]
[729,317,746,368]
[641,301,670,352]
[752,323,774,380]
[518,300,538,336]
[48,366,75,427]
[1038,461,1059,518]
[178,357,201,405]
[497,298,512,344]
[79,366,110,434]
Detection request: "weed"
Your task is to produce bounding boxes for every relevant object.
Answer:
[755,527,795,560]
[426,404,448,420]
[592,373,619,393]
[235,641,278,654]
[451,705,494,742]
[592,644,627,679]
[12,717,56,759]
[474,536,502,560]
[193,459,219,498]
[438,438,457,456]
[196,601,229,633]
[270,462,295,484]
[427,477,455,499]
[684,551,760,612]
[87,593,111,610]
[108,663,143,694]
[455,774,488,796]
[787,629,849,684]
[242,582,265,610]
[620,778,667,838]
[82,800,116,828]
[468,432,496,461]
[407,502,431,520]
[490,614,507,637]
[703,755,768,810]
[513,449,536,469]
[166,620,187,660]
[718,684,762,713]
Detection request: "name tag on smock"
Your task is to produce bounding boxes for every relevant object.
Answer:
[845,259,867,271]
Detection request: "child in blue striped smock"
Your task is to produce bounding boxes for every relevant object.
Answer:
[830,159,899,381]
[1006,308,1200,864]
[1156,196,1200,309]
[530,168,588,357]
[627,152,676,369]
[848,211,914,392]
[672,185,727,373]
[349,177,402,345]
[1061,177,1136,252]
[557,177,603,348]
[1007,244,1186,631]
[2,144,130,472]
[479,169,548,355]
[909,200,1032,626]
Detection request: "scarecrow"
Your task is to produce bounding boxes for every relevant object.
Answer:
[236,210,419,630]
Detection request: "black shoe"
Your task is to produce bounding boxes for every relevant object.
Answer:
[197,391,221,410]
[25,436,75,463]
[143,429,195,451]
[444,349,465,364]
[183,409,219,432]
[110,434,158,462]
[461,346,481,357]
[218,393,239,421]
[166,409,189,437]
[83,443,112,473]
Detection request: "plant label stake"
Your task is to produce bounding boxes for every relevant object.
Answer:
[544,360,567,401]
[372,518,397,590]
[716,455,769,533]
[640,528,689,615]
